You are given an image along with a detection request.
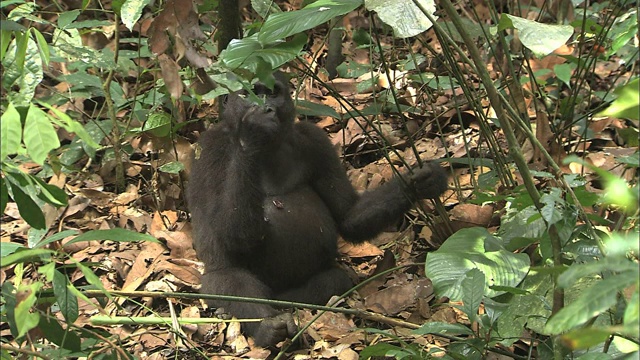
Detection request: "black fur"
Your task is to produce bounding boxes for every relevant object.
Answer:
[187,73,448,347]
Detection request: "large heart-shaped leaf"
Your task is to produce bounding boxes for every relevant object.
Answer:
[426,227,530,300]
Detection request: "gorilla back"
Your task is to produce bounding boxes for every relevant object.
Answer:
[187,73,448,347]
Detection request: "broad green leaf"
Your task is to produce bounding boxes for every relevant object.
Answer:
[2,35,43,107]
[539,189,564,225]
[0,241,23,257]
[222,33,306,72]
[57,9,80,29]
[425,227,530,300]
[1,27,13,60]
[498,14,573,58]
[0,177,8,214]
[65,228,160,246]
[13,29,27,70]
[460,268,485,321]
[554,63,576,88]
[73,260,113,301]
[143,111,172,137]
[65,19,112,29]
[598,78,639,121]
[2,281,19,337]
[359,343,416,359]
[53,28,116,71]
[5,178,46,229]
[37,261,55,281]
[53,269,79,323]
[30,28,49,66]
[365,0,437,38]
[561,327,616,350]
[0,248,54,267]
[14,282,42,339]
[27,227,46,248]
[121,0,152,31]
[257,0,361,44]
[66,273,109,307]
[31,176,67,207]
[296,99,340,119]
[33,229,79,249]
[23,104,59,165]
[496,271,553,344]
[413,321,474,336]
[1,101,22,159]
[624,291,639,336]
[545,273,638,334]
[37,316,82,351]
[251,0,282,19]
[558,256,638,288]
[158,161,184,174]
[39,103,100,148]
[3,168,65,207]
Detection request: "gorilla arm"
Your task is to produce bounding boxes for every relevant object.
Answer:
[297,121,448,243]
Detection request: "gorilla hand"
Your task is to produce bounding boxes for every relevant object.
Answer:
[252,312,297,348]
[409,162,448,199]
[237,103,279,151]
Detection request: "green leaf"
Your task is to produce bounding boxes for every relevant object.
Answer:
[598,77,639,121]
[295,99,340,119]
[0,177,7,214]
[23,104,60,165]
[558,256,638,288]
[30,28,49,66]
[31,176,67,207]
[624,290,638,335]
[5,177,46,229]
[554,63,575,88]
[425,227,530,300]
[158,161,184,174]
[0,241,23,257]
[37,261,56,281]
[73,260,113,301]
[365,0,437,38]
[57,9,80,28]
[4,167,65,207]
[561,327,615,350]
[413,321,474,336]
[53,269,79,323]
[498,14,573,58]
[37,315,82,351]
[33,229,79,249]
[37,101,100,149]
[143,111,172,137]
[251,0,282,19]
[121,0,152,31]
[257,0,361,44]
[1,101,22,159]
[544,273,638,334]
[65,228,160,246]
[0,248,54,267]
[221,33,307,72]
[2,35,43,107]
[460,268,485,321]
[14,282,42,339]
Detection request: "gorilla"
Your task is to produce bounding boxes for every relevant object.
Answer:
[187,72,447,347]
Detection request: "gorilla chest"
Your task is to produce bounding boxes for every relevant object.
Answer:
[260,163,337,248]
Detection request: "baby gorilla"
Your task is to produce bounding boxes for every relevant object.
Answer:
[187,73,448,347]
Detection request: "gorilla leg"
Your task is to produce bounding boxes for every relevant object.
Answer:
[201,269,296,347]
[275,266,354,305]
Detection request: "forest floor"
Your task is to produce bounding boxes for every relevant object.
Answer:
[1,2,638,360]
